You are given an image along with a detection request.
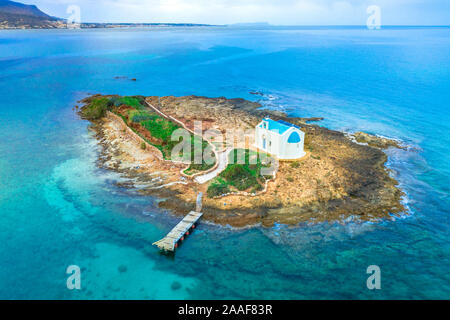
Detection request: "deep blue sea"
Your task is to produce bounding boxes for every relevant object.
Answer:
[0,26,449,299]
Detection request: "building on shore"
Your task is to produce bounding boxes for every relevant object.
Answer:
[255,118,306,160]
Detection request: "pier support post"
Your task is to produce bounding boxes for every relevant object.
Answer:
[196,192,203,212]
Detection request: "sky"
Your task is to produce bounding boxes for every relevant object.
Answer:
[20,0,450,25]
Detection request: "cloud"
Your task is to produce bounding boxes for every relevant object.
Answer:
[22,0,450,25]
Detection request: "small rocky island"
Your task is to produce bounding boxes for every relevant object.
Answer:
[79,94,405,227]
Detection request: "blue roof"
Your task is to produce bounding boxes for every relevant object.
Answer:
[277,119,301,130]
[262,118,300,134]
[287,131,301,143]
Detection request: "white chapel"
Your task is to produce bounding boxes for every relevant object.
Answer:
[255,118,306,160]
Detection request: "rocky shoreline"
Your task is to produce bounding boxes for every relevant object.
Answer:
[80,94,406,227]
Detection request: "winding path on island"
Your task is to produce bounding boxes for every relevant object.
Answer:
[144,99,233,184]
[195,147,234,184]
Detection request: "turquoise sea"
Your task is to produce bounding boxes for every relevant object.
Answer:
[0,26,449,299]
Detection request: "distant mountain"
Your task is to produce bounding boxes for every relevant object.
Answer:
[0,0,52,18]
[0,0,64,29]
[0,0,216,29]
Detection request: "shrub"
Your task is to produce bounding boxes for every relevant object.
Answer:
[80,97,111,120]
[290,161,300,168]
[222,164,248,180]
[141,117,180,141]
[251,183,264,194]
[221,164,259,191]
[119,96,145,109]
[109,96,145,110]
[129,110,158,123]
[207,181,230,198]
[107,95,216,173]
[213,148,275,193]
[140,142,146,150]
[187,161,214,172]
[109,97,123,108]
[286,176,294,183]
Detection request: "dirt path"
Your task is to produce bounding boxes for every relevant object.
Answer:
[194,147,234,184]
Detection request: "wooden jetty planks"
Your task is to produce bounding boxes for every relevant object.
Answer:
[153,193,204,252]
[153,211,203,251]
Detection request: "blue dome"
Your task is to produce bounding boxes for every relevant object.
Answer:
[287,131,301,143]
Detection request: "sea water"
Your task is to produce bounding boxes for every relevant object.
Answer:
[0,26,449,299]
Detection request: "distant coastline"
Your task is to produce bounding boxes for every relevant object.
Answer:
[2,23,448,31]
[0,0,217,30]
[0,20,217,30]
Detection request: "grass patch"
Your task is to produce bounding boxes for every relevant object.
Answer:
[183,136,216,175]
[290,161,300,168]
[129,110,159,123]
[110,96,146,110]
[141,117,180,141]
[112,100,181,158]
[126,109,214,168]
[222,164,261,191]
[207,178,231,198]
[79,97,111,120]
[98,95,216,170]
[81,94,215,172]
[206,149,273,198]
[80,95,146,120]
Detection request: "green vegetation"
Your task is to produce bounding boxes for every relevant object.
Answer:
[129,110,157,123]
[81,95,215,172]
[207,178,231,198]
[79,97,111,120]
[140,142,146,150]
[183,136,215,175]
[109,96,146,110]
[80,95,146,120]
[141,116,180,141]
[206,149,273,198]
[290,161,300,168]
[124,106,213,166]
[121,96,146,109]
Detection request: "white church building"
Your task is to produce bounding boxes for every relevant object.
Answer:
[255,118,306,160]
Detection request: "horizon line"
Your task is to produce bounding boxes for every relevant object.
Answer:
[70,23,450,27]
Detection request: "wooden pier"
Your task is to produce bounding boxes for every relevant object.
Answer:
[153,193,203,252]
